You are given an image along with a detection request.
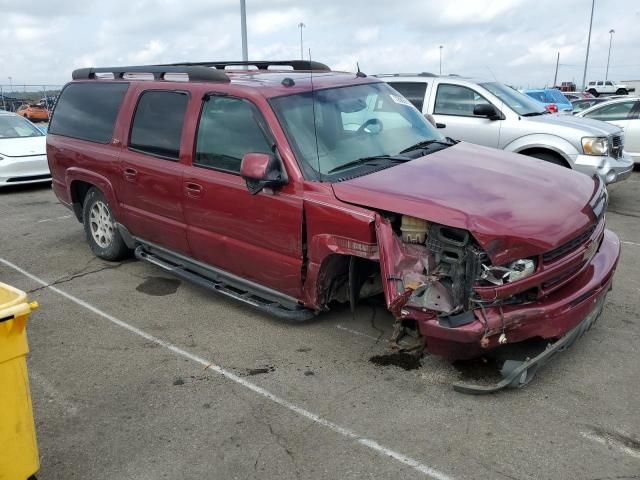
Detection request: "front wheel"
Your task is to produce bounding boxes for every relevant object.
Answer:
[82,187,130,261]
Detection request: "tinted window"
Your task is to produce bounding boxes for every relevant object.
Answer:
[49,82,128,143]
[585,101,635,121]
[129,91,188,160]
[434,84,491,116]
[387,82,427,111]
[194,96,271,173]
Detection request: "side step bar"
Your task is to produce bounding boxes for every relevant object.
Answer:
[134,246,316,322]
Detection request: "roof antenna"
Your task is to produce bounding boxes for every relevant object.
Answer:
[309,48,322,176]
[356,62,367,78]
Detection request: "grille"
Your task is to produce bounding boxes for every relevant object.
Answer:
[610,135,624,159]
[543,224,595,263]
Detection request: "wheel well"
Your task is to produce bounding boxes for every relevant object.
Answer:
[69,180,93,222]
[518,148,571,168]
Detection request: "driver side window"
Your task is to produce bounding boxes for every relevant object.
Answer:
[434,84,491,117]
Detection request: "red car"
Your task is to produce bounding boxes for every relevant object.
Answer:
[47,61,620,392]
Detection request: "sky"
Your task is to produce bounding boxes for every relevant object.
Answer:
[1,0,639,89]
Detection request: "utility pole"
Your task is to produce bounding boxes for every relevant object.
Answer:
[439,45,443,75]
[581,0,595,91]
[605,29,615,81]
[240,0,248,64]
[553,51,560,87]
[298,22,305,61]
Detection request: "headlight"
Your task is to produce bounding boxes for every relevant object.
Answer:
[481,258,536,286]
[582,137,608,156]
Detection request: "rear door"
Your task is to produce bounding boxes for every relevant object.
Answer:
[182,93,304,298]
[118,88,191,254]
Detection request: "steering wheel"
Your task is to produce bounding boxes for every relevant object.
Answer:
[357,118,383,134]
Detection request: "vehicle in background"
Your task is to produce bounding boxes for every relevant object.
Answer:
[571,97,612,114]
[0,111,50,187]
[586,80,635,97]
[16,104,49,122]
[379,73,633,184]
[558,81,577,92]
[47,62,621,390]
[522,88,573,114]
[576,97,640,164]
[563,91,595,101]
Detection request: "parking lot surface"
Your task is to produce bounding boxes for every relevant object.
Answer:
[2,174,640,480]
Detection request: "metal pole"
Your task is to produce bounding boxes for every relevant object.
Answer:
[240,0,248,64]
[605,29,614,81]
[581,0,595,91]
[439,45,443,75]
[553,51,560,87]
[298,23,305,61]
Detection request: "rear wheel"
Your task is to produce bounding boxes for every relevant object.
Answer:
[526,151,567,167]
[616,88,628,95]
[82,187,130,261]
[588,88,599,97]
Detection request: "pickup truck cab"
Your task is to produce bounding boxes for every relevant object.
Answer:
[379,73,633,185]
[47,62,620,389]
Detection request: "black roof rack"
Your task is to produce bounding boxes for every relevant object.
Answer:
[163,60,331,72]
[71,65,230,82]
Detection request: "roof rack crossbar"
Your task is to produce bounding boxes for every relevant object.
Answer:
[162,60,331,72]
[71,65,230,82]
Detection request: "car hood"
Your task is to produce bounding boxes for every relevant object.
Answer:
[526,113,620,136]
[332,142,599,265]
[0,135,46,157]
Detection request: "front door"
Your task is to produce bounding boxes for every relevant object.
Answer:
[118,89,190,254]
[183,94,304,298]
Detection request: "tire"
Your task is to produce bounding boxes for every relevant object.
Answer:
[526,151,567,167]
[616,88,628,95]
[588,89,599,97]
[82,187,130,261]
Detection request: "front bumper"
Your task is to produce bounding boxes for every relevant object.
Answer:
[573,152,634,184]
[410,229,620,360]
[0,154,51,186]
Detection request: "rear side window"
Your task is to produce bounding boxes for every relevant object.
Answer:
[129,91,189,160]
[387,82,427,111]
[49,82,128,143]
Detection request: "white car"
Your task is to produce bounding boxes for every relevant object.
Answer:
[0,111,50,187]
[576,97,640,164]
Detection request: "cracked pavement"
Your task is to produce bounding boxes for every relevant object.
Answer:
[1,175,639,480]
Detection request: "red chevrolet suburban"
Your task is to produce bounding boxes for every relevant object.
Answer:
[47,61,620,392]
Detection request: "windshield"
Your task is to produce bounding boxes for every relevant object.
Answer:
[270,82,444,179]
[0,115,45,139]
[481,82,546,116]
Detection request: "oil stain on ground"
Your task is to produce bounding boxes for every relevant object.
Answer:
[370,353,421,371]
[136,277,181,296]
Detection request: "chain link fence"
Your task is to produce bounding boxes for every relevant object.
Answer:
[0,84,63,113]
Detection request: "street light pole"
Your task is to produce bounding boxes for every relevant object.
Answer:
[298,22,305,61]
[581,0,595,91]
[439,45,443,75]
[240,0,248,64]
[605,29,615,81]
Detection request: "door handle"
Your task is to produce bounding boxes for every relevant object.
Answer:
[123,167,138,181]
[184,182,204,198]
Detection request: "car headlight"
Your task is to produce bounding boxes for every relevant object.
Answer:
[582,137,608,156]
[481,259,536,286]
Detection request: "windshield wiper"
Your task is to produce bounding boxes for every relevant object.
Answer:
[399,138,455,154]
[327,155,409,174]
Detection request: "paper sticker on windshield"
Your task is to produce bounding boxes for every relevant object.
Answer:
[390,94,413,107]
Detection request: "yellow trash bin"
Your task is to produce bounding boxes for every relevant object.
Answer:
[0,282,39,480]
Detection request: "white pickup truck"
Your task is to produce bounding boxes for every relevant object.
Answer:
[586,80,635,97]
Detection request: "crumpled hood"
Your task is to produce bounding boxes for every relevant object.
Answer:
[0,136,46,157]
[332,142,599,265]
[527,113,621,136]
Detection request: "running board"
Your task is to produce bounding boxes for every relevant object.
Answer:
[134,246,316,322]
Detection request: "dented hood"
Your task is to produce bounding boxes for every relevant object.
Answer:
[332,142,599,265]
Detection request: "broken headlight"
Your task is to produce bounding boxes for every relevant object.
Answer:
[480,258,536,286]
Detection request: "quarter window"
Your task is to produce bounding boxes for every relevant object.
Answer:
[584,101,635,121]
[129,91,188,160]
[194,96,272,173]
[387,82,427,111]
[434,84,492,117]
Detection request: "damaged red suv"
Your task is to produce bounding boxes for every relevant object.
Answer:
[47,61,620,392]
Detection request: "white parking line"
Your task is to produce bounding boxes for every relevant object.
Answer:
[0,257,453,480]
[581,430,640,460]
[336,324,381,341]
[621,240,640,247]
[37,215,73,223]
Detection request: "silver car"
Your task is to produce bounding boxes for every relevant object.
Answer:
[379,74,634,185]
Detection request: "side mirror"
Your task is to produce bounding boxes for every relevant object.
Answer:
[473,104,501,120]
[240,153,286,195]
